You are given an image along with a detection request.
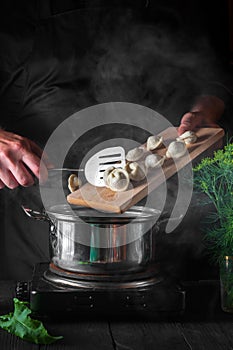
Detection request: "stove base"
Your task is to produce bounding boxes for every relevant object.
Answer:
[29,263,185,319]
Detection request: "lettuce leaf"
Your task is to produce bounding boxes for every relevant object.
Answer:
[0,298,63,344]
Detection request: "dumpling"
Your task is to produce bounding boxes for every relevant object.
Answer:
[104,167,130,192]
[126,147,144,162]
[166,141,186,159]
[103,166,115,188]
[145,154,165,169]
[68,174,82,192]
[176,130,197,144]
[147,135,163,151]
[125,162,147,181]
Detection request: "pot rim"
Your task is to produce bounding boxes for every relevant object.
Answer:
[46,204,162,224]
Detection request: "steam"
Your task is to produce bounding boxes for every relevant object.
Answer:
[88,9,219,126]
[4,6,223,280]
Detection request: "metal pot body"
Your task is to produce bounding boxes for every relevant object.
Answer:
[46,205,161,274]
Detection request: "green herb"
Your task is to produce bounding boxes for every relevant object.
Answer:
[193,142,233,263]
[0,298,63,344]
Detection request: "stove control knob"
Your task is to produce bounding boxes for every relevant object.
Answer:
[15,282,30,302]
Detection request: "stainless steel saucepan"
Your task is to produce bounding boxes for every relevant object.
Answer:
[22,205,181,275]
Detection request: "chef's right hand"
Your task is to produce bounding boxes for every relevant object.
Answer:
[0,129,49,189]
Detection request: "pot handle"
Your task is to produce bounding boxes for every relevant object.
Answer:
[21,205,50,222]
[22,205,56,260]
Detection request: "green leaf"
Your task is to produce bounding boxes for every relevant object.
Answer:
[0,298,63,344]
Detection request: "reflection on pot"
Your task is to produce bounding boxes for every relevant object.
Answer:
[220,256,233,313]
[22,204,182,275]
[51,222,155,274]
[46,205,159,274]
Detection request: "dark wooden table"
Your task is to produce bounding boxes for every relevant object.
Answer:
[1,280,233,350]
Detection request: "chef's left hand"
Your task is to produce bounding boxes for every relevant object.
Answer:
[178,111,219,135]
[178,95,225,136]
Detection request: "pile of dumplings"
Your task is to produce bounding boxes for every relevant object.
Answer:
[103,130,197,192]
[67,130,197,193]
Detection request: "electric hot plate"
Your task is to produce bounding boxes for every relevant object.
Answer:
[17,263,185,319]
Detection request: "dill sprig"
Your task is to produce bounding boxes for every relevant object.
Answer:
[193,143,233,263]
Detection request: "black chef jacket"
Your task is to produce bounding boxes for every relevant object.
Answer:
[0,0,231,280]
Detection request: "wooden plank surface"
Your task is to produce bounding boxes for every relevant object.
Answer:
[177,322,233,350]
[108,322,189,350]
[2,320,233,350]
[40,321,114,350]
[109,321,233,350]
[67,127,224,213]
[0,322,114,350]
[0,329,39,350]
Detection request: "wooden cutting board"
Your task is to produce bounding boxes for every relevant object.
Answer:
[67,127,224,213]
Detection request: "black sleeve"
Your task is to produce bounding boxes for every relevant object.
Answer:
[200,80,232,106]
[200,79,233,136]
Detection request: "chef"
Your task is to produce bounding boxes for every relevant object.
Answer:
[0,0,230,280]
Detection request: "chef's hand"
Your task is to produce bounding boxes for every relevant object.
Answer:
[0,129,49,189]
[178,95,225,135]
